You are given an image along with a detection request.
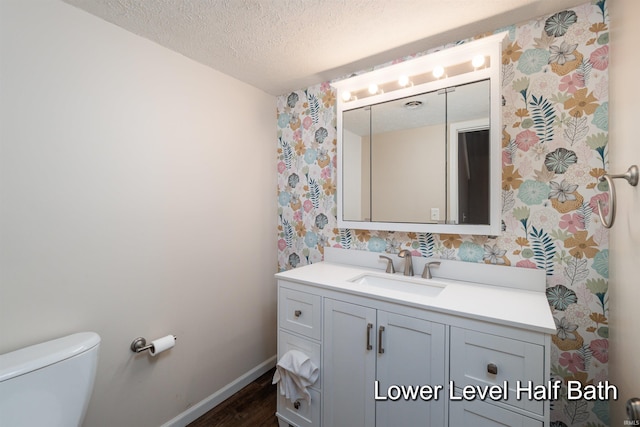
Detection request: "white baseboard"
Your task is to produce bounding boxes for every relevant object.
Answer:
[161,355,277,427]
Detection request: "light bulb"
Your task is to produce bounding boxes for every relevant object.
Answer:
[433,66,445,78]
[472,55,485,68]
[398,75,410,87]
[368,83,379,95]
[341,91,352,102]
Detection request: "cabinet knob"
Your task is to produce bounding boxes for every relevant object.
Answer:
[294,310,302,318]
[294,400,301,410]
[627,397,640,421]
[487,363,498,375]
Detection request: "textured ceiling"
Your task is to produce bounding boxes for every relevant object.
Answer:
[63,0,588,96]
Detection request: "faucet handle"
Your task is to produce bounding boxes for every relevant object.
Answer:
[422,261,441,279]
[379,255,395,274]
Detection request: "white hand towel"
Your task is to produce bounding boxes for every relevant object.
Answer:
[272,349,319,404]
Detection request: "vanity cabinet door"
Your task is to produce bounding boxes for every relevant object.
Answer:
[323,299,377,427]
[376,311,446,427]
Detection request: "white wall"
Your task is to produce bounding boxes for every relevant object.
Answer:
[609,0,640,423]
[0,1,277,426]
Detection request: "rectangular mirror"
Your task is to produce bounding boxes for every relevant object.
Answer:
[333,32,506,235]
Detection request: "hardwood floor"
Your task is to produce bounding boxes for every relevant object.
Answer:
[188,368,279,427]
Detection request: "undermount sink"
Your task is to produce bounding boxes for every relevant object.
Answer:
[348,273,446,298]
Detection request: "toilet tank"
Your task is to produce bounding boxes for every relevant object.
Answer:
[0,332,101,427]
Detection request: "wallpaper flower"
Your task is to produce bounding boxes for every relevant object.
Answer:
[277,1,609,424]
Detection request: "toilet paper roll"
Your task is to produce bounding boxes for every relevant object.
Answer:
[149,335,175,356]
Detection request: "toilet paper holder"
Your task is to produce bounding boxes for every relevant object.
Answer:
[130,335,177,353]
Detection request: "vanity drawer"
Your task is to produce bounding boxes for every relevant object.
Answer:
[449,395,543,427]
[450,327,544,415]
[278,330,321,390]
[276,387,321,427]
[279,286,322,340]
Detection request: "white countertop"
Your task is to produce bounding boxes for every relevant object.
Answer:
[275,261,556,334]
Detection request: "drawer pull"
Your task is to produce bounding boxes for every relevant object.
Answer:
[378,326,385,354]
[487,363,498,375]
[294,310,302,318]
[294,400,301,410]
[366,323,373,350]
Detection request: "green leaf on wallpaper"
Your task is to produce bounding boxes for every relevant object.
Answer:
[586,132,608,149]
[417,233,435,258]
[597,32,609,45]
[551,92,572,104]
[282,140,293,170]
[550,363,572,379]
[552,248,572,265]
[550,229,571,242]
[308,178,321,209]
[564,399,590,424]
[597,326,609,338]
[529,226,555,275]
[513,77,530,101]
[529,95,555,144]
[338,228,353,249]
[283,218,294,249]
[586,278,608,295]
[564,115,589,146]
[308,94,320,125]
[512,206,530,221]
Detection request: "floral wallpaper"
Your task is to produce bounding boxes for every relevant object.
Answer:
[277,1,609,425]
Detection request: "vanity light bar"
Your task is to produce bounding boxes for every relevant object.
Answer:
[339,55,489,103]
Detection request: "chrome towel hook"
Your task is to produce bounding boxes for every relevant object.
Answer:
[596,165,638,229]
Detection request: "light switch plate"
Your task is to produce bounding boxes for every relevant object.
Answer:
[431,208,440,221]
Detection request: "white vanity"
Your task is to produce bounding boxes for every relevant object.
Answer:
[275,248,555,427]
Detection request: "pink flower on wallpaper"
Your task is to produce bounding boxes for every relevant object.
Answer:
[303,199,313,213]
[303,116,313,130]
[293,210,302,221]
[515,129,539,152]
[590,45,609,70]
[590,339,609,363]
[277,161,286,173]
[516,260,537,269]
[502,150,512,166]
[589,192,610,217]
[293,129,302,141]
[559,73,585,94]
[278,239,287,251]
[559,351,585,374]
[321,167,331,179]
[559,213,585,233]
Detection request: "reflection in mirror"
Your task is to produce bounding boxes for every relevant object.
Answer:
[447,80,490,225]
[342,107,371,221]
[371,90,445,223]
[342,80,491,225]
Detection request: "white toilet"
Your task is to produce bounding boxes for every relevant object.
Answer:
[0,332,101,427]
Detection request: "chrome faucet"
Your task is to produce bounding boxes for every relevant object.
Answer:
[422,261,441,279]
[398,250,413,276]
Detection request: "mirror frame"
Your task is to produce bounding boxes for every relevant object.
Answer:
[332,32,507,235]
